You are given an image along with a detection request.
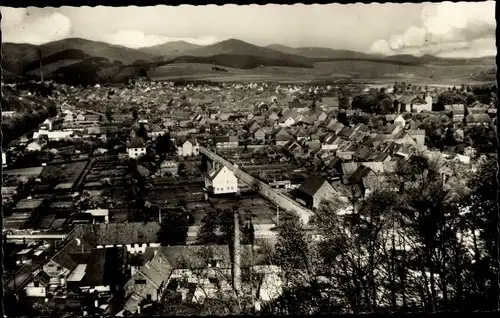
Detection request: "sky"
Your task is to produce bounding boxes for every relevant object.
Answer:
[1,2,496,58]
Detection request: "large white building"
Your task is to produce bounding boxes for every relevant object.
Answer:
[127,137,146,159]
[177,139,199,157]
[205,165,238,194]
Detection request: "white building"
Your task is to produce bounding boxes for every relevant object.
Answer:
[394,115,406,128]
[205,165,238,194]
[127,137,147,159]
[33,130,73,141]
[177,139,199,157]
[2,152,6,167]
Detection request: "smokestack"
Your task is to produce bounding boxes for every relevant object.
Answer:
[233,209,241,294]
[38,49,44,84]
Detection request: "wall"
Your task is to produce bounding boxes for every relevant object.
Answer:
[25,286,47,297]
[128,147,146,159]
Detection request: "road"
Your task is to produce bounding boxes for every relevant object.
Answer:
[199,146,313,224]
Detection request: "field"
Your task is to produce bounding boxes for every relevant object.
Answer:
[148,61,496,85]
[39,160,88,185]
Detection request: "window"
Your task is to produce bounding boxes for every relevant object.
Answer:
[135,279,147,285]
[146,294,152,301]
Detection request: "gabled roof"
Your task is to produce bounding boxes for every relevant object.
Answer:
[80,247,124,287]
[297,175,329,197]
[467,114,492,123]
[273,128,294,141]
[341,162,359,178]
[50,238,93,271]
[207,165,233,181]
[214,135,238,143]
[127,137,145,149]
[279,109,299,122]
[355,145,374,161]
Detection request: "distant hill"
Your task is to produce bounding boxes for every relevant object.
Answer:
[166,54,314,69]
[138,41,203,57]
[266,44,374,60]
[177,39,314,67]
[1,37,496,85]
[2,38,156,76]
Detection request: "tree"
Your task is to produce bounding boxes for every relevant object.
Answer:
[158,210,189,246]
[155,133,174,155]
[137,123,148,141]
[105,107,113,122]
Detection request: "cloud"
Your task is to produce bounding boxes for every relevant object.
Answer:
[370,1,496,58]
[1,7,72,45]
[100,31,220,48]
[1,7,28,26]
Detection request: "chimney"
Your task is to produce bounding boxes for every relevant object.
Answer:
[38,49,44,84]
[232,209,241,294]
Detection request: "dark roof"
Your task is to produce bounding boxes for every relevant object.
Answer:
[80,248,113,287]
[297,175,328,197]
[127,137,145,148]
[356,145,375,161]
[214,135,238,143]
[69,222,161,246]
[348,166,373,184]
[50,238,93,271]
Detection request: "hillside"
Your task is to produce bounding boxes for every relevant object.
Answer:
[138,41,203,57]
[1,37,496,85]
[2,38,157,76]
[178,39,314,67]
[266,44,374,60]
[167,53,314,69]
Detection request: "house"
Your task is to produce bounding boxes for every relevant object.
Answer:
[295,175,338,210]
[385,124,403,136]
[205,165,238,194]
[76,113,86,122]
[127,137,146,159]
[33,130,73,141]
[466,114,492,126]
[273,128,294,146]
[254,128,267,141]
[37,236,126,301]
[122,245,280,314]
[177,139,199,156]
[148,124,166,140]
[39,118,54,131]
[2,152,7,167]
[268,112,280,122]
[295,128,309,141]
[394,115,406,128]
[26,140,44,152]
[160,159,179,175]
[278,110,298,127]
[406,130,426,147]
[214,136,239,148]
[123,248,171,312]
[399,95,431,113]
[284,140,303,157]
[84,209,110,223]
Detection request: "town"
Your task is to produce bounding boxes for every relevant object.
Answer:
[2,76,497,315]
